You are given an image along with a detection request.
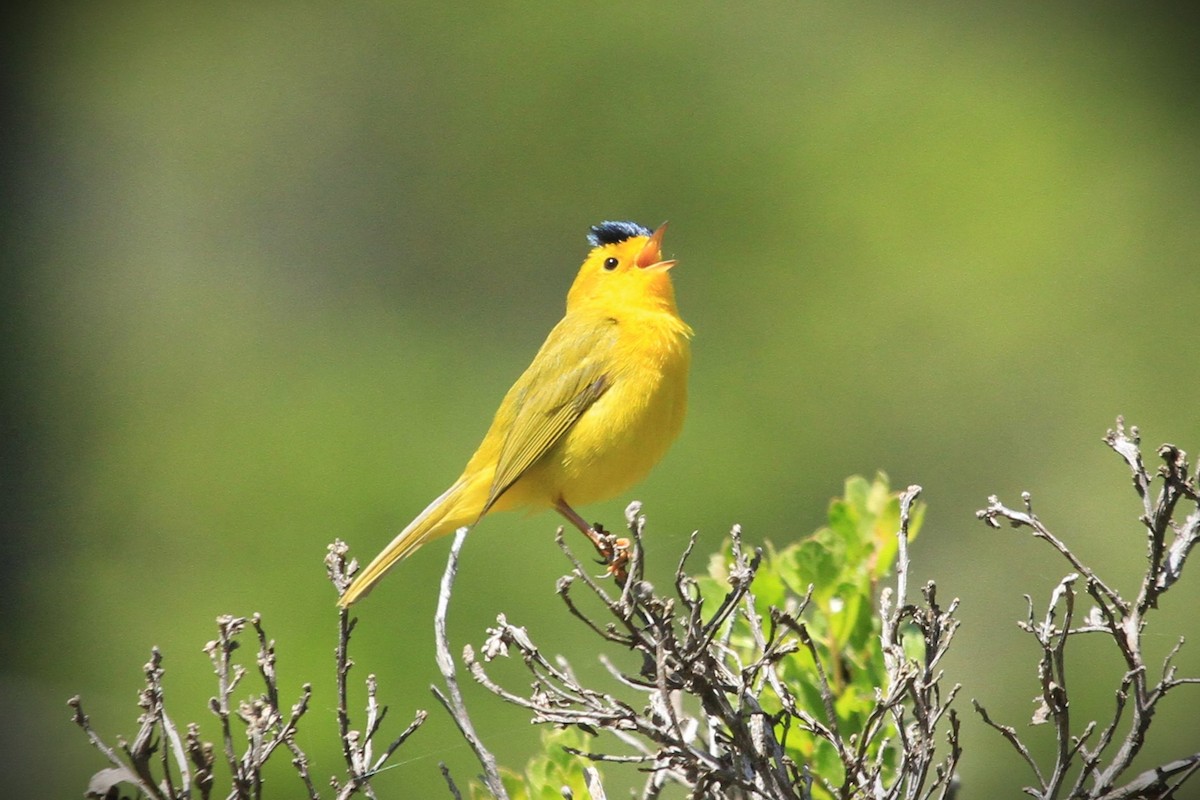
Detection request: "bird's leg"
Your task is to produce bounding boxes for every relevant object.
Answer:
[554,498,630,582]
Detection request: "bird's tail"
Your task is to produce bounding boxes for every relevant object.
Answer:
[338,477,481,607]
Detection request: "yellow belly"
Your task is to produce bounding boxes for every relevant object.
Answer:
[497,315,691,511]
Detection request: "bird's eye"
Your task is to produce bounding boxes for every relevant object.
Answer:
[603,257,619,271]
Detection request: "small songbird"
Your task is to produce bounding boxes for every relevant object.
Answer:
[338,221,692,607]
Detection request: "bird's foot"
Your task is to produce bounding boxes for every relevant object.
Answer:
[582,524,631,584]
[604,537,631,583]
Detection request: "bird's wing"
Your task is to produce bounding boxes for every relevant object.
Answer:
[484,318,618,511]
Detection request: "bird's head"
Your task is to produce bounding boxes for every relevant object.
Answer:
[566,221,679,313]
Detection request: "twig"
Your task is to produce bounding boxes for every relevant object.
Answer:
[327,539,427,799]
[972,699,1046,786]
[439,762,463,800]
[69,695,163,799]
[432,527,508,800]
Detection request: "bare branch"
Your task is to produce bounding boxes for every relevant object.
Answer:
[976,420,1200,800]
[432,528,508,800]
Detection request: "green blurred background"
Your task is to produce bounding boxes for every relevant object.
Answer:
[4,3,1198,797]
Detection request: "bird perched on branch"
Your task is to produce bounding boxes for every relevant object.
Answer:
[338,221,692,607]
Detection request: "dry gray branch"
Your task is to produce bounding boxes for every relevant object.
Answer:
[70,540,425,800]
[974,419,1200,800]
[329,540,427,800]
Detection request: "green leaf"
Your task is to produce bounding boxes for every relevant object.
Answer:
[901,623,926,663]
[791,535,841,602]
[826,499,864,561]
[869,474,925,579]
[811,737,845,791]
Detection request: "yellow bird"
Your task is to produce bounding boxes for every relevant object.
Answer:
[338,221,692,607]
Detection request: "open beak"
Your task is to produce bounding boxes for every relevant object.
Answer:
[635,222,677,271]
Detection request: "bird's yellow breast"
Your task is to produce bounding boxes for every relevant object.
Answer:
[497,307,692,510]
